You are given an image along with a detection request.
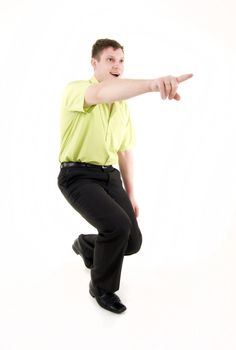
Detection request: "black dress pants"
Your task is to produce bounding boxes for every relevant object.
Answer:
[57,164,142,293]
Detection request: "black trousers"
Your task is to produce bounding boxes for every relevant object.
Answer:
[57,164,142,293]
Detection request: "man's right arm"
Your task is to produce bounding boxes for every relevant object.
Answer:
[84,74,193,106]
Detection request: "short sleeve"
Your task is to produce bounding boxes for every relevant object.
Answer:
[62,81,95,113]
[118,103,136,152]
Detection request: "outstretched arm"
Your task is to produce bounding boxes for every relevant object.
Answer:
[85,74,193,106]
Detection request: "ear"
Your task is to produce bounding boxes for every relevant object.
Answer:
[91,58,97,69]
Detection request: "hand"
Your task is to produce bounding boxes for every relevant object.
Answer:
[128,194,139,218]
[150,73,193,101]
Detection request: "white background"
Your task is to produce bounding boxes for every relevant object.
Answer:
[1,0,236,349]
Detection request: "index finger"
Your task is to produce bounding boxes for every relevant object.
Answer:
[176,73,193,83]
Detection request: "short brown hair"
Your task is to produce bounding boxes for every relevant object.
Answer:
[92,38,124,60]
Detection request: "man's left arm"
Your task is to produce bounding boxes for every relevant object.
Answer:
[118,149,139,217]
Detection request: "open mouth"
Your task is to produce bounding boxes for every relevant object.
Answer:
[110,73,120,77]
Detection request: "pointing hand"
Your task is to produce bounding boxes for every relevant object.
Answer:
[150,73,193,100]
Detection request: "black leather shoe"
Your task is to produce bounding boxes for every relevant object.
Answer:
[72,236,93,268]
[89,281,126,314]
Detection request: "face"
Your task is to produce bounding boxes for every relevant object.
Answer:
[91,47,124,82]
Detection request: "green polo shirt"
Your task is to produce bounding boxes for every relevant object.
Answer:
[59,76,136,165]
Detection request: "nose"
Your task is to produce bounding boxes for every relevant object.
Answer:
[113,62,119,69]
[113,61,122,71]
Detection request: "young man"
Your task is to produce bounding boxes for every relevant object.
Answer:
[57,38,193,314]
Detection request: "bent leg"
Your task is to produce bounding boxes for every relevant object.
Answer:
[59,179,132,293]
[106,169,143,255]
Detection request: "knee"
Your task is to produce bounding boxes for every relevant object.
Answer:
[125,230,142,255]
[100,214,132,242]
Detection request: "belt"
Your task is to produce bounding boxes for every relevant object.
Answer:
[60,162,113,170]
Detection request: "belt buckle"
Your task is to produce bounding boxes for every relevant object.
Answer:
[102,165,107,169]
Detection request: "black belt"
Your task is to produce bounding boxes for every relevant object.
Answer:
[60,162,113,170]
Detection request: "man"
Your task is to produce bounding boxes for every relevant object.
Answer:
[57,38,193,314]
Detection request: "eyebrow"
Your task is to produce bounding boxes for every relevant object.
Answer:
[106,55,124,60]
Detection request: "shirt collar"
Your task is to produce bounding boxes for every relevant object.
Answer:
[90,75,99,84]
